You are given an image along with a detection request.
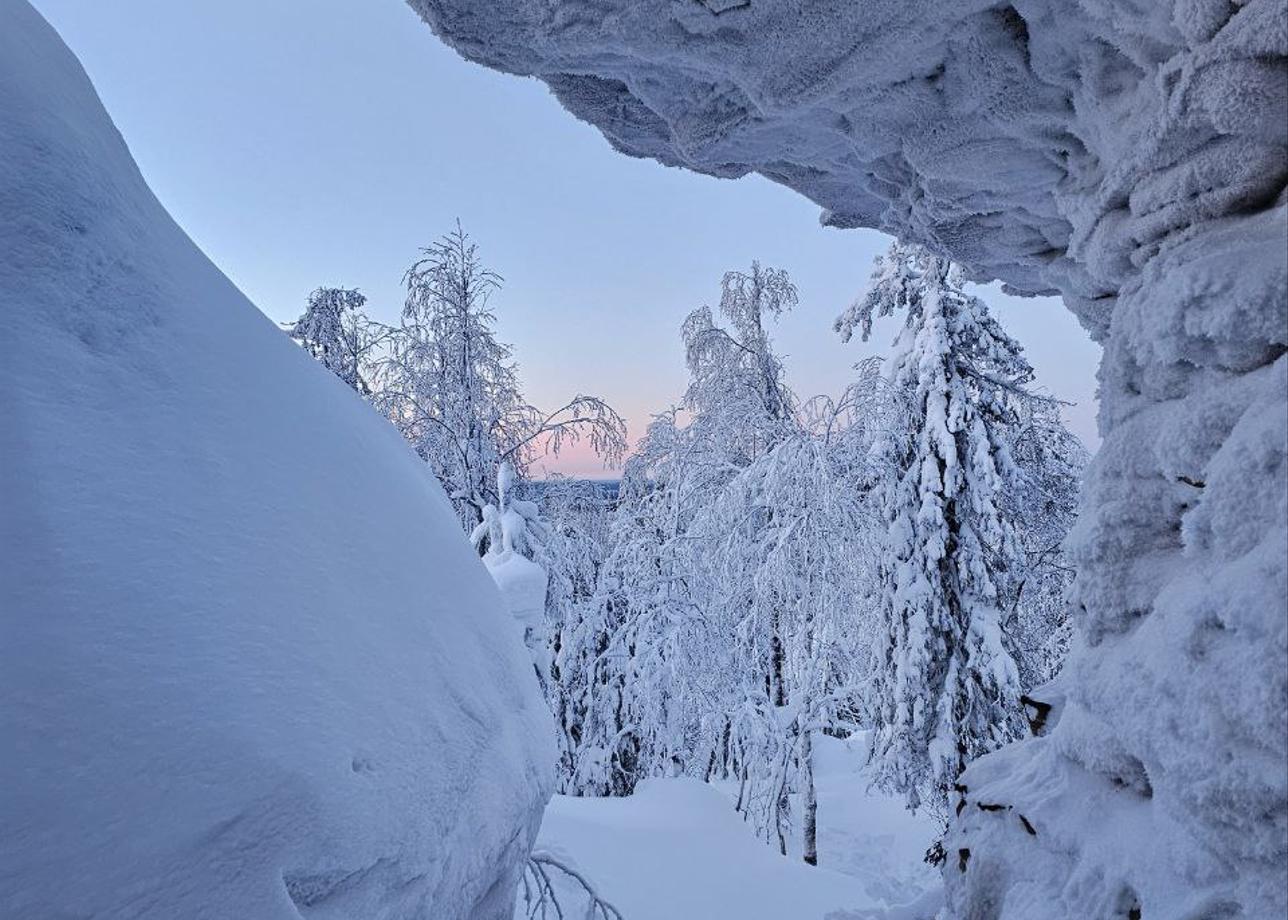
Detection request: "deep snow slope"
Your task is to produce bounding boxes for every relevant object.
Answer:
[0,3,553,918]
[413,1,1288,917]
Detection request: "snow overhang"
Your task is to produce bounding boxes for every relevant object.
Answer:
[410,0,1287,338]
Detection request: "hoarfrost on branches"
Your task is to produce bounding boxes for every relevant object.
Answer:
[284,286,384,396]
[374,223,628,531]
[545,259,1085,870]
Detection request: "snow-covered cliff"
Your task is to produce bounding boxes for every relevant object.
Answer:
[0,2,553,917]
[411,0,1288,916]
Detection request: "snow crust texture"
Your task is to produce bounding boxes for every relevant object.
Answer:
[0,3,553,917]
[412,0,1288,916]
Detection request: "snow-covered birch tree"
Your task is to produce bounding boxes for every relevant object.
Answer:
[560,264,896,868]
[374,223,626,532]
[692,418,877,859]
[681,260,798,463]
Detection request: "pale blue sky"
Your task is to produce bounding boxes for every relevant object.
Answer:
[34,0,1101,475]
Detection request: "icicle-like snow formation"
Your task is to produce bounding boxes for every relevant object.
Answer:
[0,3,553,918]
[413,0,1287,915]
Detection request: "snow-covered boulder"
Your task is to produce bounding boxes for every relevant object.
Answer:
[412,1,1287,916]
[0,3,553,918]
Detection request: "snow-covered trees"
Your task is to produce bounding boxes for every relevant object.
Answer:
[284,286,382,395]
[546,253,1084,870]
[1003,401,1089,689]
[374,224,627,531]
[377,224,515,527]
[533,477,619,789]
[276,239,1085,879]
[279,236,1085,874]
[557,264,892,864]
[285,227,626,552]
[559,264,808,797]
[692,423,876,857]
[681,261,798,461]
[836,242,1054,827]
[566,409,695,796]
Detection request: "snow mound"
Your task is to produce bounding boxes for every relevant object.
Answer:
[414,1,1288,916]
[485,550,548,636]
[0,3,553,918]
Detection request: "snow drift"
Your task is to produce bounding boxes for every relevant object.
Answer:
[411,0,1288,916]
[0,2,553,917]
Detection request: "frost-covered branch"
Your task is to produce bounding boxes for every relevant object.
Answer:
[519,851,625,920]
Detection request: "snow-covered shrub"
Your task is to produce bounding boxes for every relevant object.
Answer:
[284,286,384,396]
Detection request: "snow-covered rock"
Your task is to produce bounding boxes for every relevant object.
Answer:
[412,1,1287,916]
[0,3,553,917]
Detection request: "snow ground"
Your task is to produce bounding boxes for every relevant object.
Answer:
[523,734,942,920]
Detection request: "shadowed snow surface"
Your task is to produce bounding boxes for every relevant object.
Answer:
[0,2,554,917]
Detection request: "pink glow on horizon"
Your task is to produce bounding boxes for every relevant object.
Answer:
[530,419,646,480]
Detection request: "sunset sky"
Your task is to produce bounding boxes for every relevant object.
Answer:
[34,0,1102,477]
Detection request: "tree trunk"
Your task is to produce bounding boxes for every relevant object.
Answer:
[802,727,818,866]
[776,785,789,857]
[770,609,786,707]
[734,741,748,815]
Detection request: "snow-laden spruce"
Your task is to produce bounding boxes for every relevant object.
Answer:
[413,1,1288,914]
[0,5,552,918]
[838,243,1036,826]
